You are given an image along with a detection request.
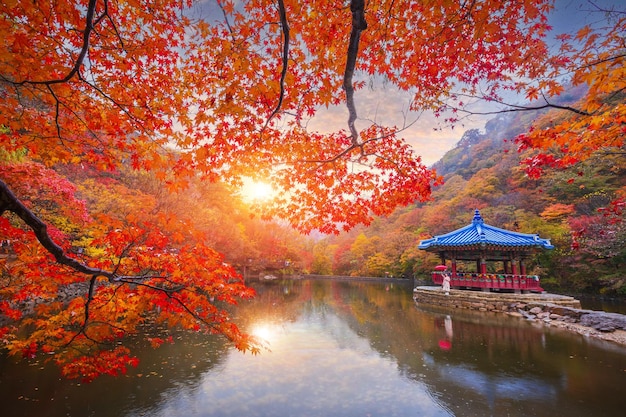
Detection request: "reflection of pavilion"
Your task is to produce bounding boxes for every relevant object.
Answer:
[421,311,564,416]
[418,210,554,293]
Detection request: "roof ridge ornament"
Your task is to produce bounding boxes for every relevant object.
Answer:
[472,209,484,224]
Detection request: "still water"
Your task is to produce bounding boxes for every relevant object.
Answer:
[2,279,626,417]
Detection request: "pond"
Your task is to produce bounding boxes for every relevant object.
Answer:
[2,279,626,417]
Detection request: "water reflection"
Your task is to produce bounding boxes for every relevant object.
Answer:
[160,309,446,417]
[423,314,562,416]
[0,332,230,417]
[2,279,626,417]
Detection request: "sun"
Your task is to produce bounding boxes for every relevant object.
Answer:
[240,179,276,202]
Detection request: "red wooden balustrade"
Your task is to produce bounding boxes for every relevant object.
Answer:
[431,271,544,293]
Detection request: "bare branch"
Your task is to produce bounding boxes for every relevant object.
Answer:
[483,100,590,117]
[263,0,290,130]
[215,0,235,35]
[343,0,368,146]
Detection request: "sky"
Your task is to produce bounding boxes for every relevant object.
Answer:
[308,0,624,167]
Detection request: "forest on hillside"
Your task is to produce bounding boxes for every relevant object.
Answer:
[0,156,314,280]
[313,89,626,297]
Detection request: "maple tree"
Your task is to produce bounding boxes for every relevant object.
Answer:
[514,4,625,176]
[511,1,625,287]
[422,2,625,186]
[1,0,564,380]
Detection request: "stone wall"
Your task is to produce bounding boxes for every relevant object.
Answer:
[413,286,626,344]
[413,286,582,312]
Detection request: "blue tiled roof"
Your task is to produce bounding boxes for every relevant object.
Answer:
[418,210,554,251]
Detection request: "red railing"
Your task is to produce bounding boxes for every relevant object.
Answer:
[431,271,544,292]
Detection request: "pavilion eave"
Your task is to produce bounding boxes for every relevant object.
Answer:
[423,243,544,258]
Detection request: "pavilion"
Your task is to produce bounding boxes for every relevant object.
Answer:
[418,210,554,293]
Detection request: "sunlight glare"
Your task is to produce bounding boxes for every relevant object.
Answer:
[241,179,275,202]
[251,322,279,345]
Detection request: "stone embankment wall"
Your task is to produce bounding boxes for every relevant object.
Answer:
[413,286,582,311]
[414,286,626,345]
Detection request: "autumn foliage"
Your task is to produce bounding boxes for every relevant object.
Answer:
[516,9,625,177]
[1,0,622,380]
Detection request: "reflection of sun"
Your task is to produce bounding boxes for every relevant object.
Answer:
[251,322,278,345]
[240,179,275,202]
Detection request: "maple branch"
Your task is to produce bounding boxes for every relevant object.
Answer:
[117,278,185,294]
[302,126,401,168]
[9,0,157,149]
[0,179,160,284]
[301,115,420,167]
[441,92,592,117]
[96,0,125,49]
[4,0,149,153]
[490,99,590,117]
[0,179,111,277]
[77,275,98,343]
[78,71,152,136]
[0,178,201,348]
[343,0,368,146]
[215,0,235,35]
[263,0,290,131]
[47,84,63,138]
[578,53,626,72]
[166,292,248,344]
[13,0,100,86]
[62,275,145,352]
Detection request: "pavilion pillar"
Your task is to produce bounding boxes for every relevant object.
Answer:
[451,259,457,276]
[480,257,487,274]
[511,259,519,275]
[520,259,527,276]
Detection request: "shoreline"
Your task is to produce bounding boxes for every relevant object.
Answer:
[545,320,626,346]
[413,286,626,347]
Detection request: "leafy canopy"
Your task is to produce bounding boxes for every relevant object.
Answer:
[1,0,559,231]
